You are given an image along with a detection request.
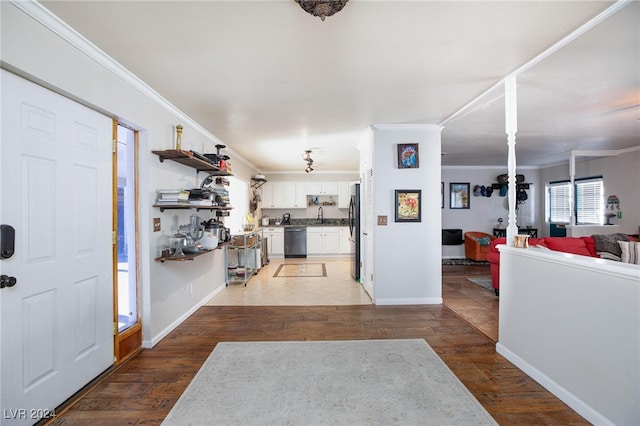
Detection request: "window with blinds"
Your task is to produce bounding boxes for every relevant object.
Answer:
[548,182,571,223]
[575,178,604,225]
[546,176,603,225]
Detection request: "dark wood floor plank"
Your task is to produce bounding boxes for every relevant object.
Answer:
[48,265,588,426]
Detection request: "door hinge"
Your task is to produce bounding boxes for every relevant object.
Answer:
[113,322,117,336]
[112,139,117,153]
[112,231,116,245]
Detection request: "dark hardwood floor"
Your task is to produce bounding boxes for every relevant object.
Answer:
[49,264,588,425]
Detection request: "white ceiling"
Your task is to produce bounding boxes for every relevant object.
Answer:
[40,0,639,172]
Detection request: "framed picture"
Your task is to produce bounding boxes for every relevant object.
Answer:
[449,182,470,209]
[395,190,421,222]
[397,143,419,168]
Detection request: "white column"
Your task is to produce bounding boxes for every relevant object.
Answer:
[505,76,518,246]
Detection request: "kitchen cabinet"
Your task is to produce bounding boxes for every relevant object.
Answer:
[284,182,307,208]
[339,226,353,254]
[261,182,287,208]
[262,181,306,209]
[307,226,340,255]
[338,181,351,209]
[263,227,284,257]
[225,229,262,286]
[261,181,276,208]
[306,181,339,196]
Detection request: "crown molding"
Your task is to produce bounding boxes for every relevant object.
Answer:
[371,124,440,131]
[9,0,256,171]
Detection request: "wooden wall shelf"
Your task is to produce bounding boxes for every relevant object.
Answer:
[152,149,233,175]
[153,204,234,212]
[155,246,222,263]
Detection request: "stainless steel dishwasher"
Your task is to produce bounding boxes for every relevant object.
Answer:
[284,226,307,258]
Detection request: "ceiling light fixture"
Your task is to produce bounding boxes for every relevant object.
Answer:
[294,0,349,21]
[303,150,314,172]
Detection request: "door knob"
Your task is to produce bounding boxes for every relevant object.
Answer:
[0,275,17,288]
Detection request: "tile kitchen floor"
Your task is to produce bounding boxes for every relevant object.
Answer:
[205,257,373,306]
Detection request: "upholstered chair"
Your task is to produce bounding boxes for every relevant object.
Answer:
[464,232,495,261]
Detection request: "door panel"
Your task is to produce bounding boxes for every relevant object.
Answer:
[1,70,113,425]
[22,290,56,390]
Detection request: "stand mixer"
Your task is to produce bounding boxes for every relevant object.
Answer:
[178,214,205,253]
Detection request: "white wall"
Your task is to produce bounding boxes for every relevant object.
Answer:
[441,167,541,258]
[371,125,442,304]
[497,246,640,425]
[1,3,259,346]
[539,150,640,236]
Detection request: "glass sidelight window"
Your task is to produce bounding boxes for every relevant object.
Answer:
[116,125,138,332]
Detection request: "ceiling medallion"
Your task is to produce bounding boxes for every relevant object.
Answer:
[295,0,349,21]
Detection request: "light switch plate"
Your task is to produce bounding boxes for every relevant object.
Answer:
[153,217,161,232]
[377,215,388,226]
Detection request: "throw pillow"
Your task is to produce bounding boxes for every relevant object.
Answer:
[598,252,621,262]
[582,237,597,257]
[618,241,640,265]
[544,238,592,257]
[477,236,491,246]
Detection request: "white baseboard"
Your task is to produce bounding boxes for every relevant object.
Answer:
[374,297,443,305]
[142,283,226,348]
[496,342,614,426]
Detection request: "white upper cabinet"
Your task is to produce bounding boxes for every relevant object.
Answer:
[289,182,307,208]
[306,181,339,195]
[261,182,288,208]
[261,181,307,209]
[261,181,276,208]
[338,181,351,209]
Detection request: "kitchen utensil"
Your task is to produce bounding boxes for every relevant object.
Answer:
[169,233,187,257]
[189,214,204,240]
[182,233,199,254]
[203,218,224,240]
[221,227,231,242]
[201,233,219,250]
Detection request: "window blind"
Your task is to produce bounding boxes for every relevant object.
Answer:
[576,178,603,225]
[548,182,571,223]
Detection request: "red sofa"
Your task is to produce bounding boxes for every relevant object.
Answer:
[487,236,600,296]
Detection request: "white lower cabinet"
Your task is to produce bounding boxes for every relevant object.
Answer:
[339,226,352,254]
[307,226,340,255]
[263,227,284,257]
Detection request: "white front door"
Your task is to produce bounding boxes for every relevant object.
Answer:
[0,70,113,425]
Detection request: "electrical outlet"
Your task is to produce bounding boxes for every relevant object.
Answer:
[377,215,388,226]
[153,218,161,232]
[188,283,193,295]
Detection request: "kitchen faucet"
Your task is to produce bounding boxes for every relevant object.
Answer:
[317,206,324,224]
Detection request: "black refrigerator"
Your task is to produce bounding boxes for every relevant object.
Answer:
[348,183,361,281]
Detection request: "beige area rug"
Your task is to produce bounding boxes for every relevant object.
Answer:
[273,263,327,278]
[162,339,497,426]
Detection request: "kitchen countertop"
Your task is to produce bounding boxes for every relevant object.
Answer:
[261,218,348,227]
